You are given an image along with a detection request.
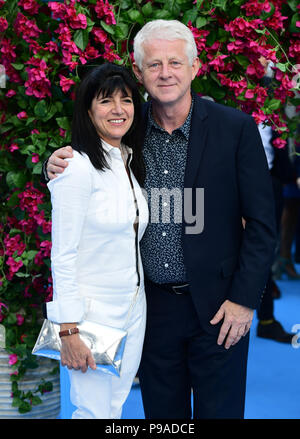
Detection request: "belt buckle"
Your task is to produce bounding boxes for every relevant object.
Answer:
[172,283,189,295]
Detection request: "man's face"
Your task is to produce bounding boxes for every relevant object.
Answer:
[133,39,199,107]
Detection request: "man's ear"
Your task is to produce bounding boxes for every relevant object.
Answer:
[191,57,200,81]
[132,63,143,83]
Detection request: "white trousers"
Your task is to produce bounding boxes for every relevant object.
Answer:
[67,290,146,419]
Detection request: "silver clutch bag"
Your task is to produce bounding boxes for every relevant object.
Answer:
[32,319,127,377]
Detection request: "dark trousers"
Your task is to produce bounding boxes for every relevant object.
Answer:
[138,279,250,419]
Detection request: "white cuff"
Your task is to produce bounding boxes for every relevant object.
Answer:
[45,297,86,324]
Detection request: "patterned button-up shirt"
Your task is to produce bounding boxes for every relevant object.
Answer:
[140,100,194,284]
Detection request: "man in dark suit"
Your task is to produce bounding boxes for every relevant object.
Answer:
[44,20,276,419]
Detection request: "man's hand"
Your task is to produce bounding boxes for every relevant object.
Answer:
[47,145,73,180]
[210,300,254,349]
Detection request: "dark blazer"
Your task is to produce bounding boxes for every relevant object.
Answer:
[142,93,277,333]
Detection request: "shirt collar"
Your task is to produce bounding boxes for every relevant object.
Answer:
[101,139,133,156]
[146,97,194,140]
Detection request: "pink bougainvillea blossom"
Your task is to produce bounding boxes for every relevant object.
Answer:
[95,0,116,25]
[6,257,23,277]
[32,153,39,163]
[5,90,16,98]
[224,17,263,39]
[241,0,271,16]
[59,75,75,93]
[16,314,25,326]
[8,143,19,152]
[4,234,26,257]
[18,0,40,15]
[17,111,28,120]
[272,137,287,149]
[0,16,8,32]
[9,354,18,366]
[25,58,51,99]
[14,13,42,43]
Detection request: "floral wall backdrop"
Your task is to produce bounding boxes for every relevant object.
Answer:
[0,0,299,414]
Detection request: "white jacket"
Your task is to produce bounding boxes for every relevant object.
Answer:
[45,142,149,326]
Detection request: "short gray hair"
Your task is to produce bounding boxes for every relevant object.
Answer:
[133,20,198,69]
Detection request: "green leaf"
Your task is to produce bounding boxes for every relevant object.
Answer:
[287,0,298,12]
[289,13,300,33]
[34,100,47,118]
[114,23,129,40]
[128,9,144,25]
[142,2,153,16]
[276,63,287,72]
[267,99,281,111]
[19,401,32,414]
[153,9,172,19]
[11,63,24,71]
[6,171,27,189]
[182,8,198,25]
[100,20,115,35]
[32,162,43,175]
[196,17,207,28]
[73,29,89,51]
[236,54,250,69]
[56,117,70,130]
[31,396,42,406]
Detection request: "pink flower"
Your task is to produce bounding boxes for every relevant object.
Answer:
[48,1,66,20]
[6,257,23,275]
[224,17,263,39]
[0,17,8,32]
[68,11,87,30]
[208,55,228,72]
[0,1,5,8]
[9,354,18,366]
[59,75,75,93]
[92,28,108,44]
[17,111,28,120]
[5,233,25,255]
[8,143,19,152]
[242,0,271,16]
[44,41,59,53]
[14,13,42,43]
[32,153,39,163]
[95,0,116,25]
[272,137,286,149]
[16,314,24,326]
[18,0,39,15]
[227,40,244,54]
[6,90,16,98]
[25,59,51,99]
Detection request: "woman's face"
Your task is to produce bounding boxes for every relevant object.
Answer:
[88,88,134,147]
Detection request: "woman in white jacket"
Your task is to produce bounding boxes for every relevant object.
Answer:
[44,63,148,419]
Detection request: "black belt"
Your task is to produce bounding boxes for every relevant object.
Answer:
[147,279,190,295]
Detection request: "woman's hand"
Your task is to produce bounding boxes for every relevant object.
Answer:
[60,324,96,373]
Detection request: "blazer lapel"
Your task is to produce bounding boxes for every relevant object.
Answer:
[184,95,209,189]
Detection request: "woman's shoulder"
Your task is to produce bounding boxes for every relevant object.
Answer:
[47,150,92,189]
